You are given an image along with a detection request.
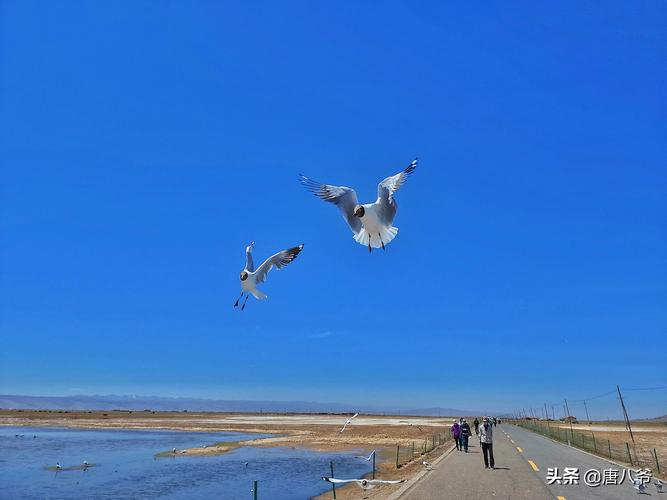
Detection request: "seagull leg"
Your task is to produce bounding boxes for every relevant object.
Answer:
[241,294,250,311]
[233,292,244,307]
[378,232,385,250]
[368,234,372,253]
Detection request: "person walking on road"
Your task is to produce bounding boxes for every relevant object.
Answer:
[460,418,471,452]
[473,417,480,435]
[450,419,461,451]
[479,416,495,469]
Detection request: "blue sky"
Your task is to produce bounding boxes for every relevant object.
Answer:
[1,1,665,418]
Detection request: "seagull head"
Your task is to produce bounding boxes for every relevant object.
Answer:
[240,271,249,281]
[354,205,365,217]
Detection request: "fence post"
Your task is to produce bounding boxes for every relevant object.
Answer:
[654,448,661,474]
[253,480,258,500]
[372,450,376,479]
[626,442,633,465]
[592,433,597,453]
[396,445,400,468]
[412,441,415,458]
[330,461,336,499]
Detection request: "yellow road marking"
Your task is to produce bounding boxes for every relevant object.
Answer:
[528,460,539,472]
[557,496,567,500]
[516,446,523,453]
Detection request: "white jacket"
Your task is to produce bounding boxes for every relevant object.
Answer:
[479,423,493,444]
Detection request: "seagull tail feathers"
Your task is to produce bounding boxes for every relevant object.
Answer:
[250,288,267,300]
[353,226,398,248]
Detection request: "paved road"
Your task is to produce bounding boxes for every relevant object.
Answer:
[400,425,552,499]
[400,424,654,500]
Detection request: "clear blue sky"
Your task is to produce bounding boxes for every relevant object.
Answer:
[1,1,665,418]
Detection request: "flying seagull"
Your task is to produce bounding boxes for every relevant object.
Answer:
[300,158,418,252]
[234,241,304,310]
[356,450,376,461]
[322,477,406,490]
[340,412,359,433]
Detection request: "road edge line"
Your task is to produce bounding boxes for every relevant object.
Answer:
[388,444,457,500]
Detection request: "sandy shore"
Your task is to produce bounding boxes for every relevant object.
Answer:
[1,409,459,497]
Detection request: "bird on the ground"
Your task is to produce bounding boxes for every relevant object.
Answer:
[82,460,88,467]
[422,460,433,470]
[655,479,664,493]
[245,461,249,467]
[172,447,177,454]
[340,412,359,433]
[322,477,406,490]
[399,420,424,432]
[234,242,304,310]
[631,476,648,494]
[300,158,418,252]
[55,462,61,470]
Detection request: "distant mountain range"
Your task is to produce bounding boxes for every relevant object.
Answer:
[0,394,495,417]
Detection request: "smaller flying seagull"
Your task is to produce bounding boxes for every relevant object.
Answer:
[322,477,406,490]
[340,412,359,433]
[300,158,417,252]
[356,450,376,461]
[234,241,304,310]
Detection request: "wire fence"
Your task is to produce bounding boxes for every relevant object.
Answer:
[395,430,454,468]
[513,419,664,478]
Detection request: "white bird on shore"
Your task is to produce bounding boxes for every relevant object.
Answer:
[172,447,177,454]
[234,242,304,310]
[300,158,418,252]
[322,477,406,490]
[654,479,664,493]
[55,462,61,470]
[399,420,424,432]
[82,460,88,467]
[422,460,433,470]
[340,413,359,433]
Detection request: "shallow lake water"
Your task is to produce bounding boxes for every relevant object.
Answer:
[0,426,372,499]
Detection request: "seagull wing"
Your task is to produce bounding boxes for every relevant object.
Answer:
[376,158,418,225]
[300,175,362,235]
[340,420,349,433]
[351,412,359,419]
[322,477,357,485]
[369,479,406,485]
[245,242,255,272]
[252,245,304,285]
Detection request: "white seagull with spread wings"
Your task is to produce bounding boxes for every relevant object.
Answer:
[322,477,406,490]
[340,412,359,433]
[300,158,418,252]
[234,242,304,310]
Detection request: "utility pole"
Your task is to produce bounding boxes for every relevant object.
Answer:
[564,399,574,441]
[583,400,591,424]
[616,385,635,443]
[544,403,549,421]
[552,405,556,421]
